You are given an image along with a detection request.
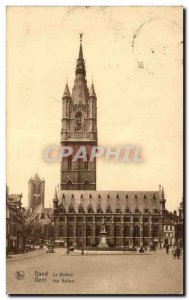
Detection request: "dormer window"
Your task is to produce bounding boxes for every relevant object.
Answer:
[97,206,102,214]
[68,205,75,214]
[106,206,111,214]
[78,205,84,214]
[87,205,93,214]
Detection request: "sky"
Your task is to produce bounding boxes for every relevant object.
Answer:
[6,6,183,211]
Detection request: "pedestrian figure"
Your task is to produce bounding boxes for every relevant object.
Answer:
[144,246,147,252]
[166,245,169,254]
[176,247,181,259]
[139,246,144,253]
[172,247,176,259]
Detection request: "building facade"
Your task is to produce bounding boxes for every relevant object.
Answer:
[163,222,175,246]
[6,187,25,253]
[52,36,178,249]
[28,173,45,211]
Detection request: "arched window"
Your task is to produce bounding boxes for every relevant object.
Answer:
[134,226,140,237]
[68,204,75,213]
[115,225,120,237]
[37,185,41,194]
[124,225,130,237]
[87,205,93,213]
[75,111,82,131]
[67,180,72,190]
[59,204,65,214]
[96,225,101,236]
[78,205,84,214]
[144,226,149,237]
[59,226,64,237]
[87,225,92,236]
[84,180,89,190]
[153,226,158,238]
[78,225,82,237]
[68,224,74,237]
[68,156,72,171]
[106,206,111,213]
[96,205,102,214]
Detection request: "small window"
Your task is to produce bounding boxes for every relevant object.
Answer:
[152,218,158,223]
[143,217,149,222]
[116,208,121,213]
[144,208,149,214]
[106,217,111,222]
[125,208,130,214]
[133,217,139,222]
[115,217,121,222]
[154,209,158,214]
[96,217,102,223]
[97,206,102,214]
[78,206,84,214]
[87,206,93,213]
[106,206,111,213]
[68,205,75,213]
[135,209,139,214]
[87,217,93,222]
[125,217,130,222]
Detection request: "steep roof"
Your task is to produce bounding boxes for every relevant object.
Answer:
[57,190,160,213]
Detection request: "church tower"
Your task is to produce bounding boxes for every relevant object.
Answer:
[60,35,97,190]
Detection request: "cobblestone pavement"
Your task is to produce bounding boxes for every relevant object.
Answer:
[6,248,183,295]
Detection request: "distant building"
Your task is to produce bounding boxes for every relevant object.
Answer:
[28,173,45,211]
[6,187,25,253]
[25,204,53,245]
[163,221,175,246]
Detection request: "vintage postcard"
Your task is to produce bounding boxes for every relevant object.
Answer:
[6,6,183,295]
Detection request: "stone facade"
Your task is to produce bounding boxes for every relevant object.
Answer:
[53,189,165,248]
[6,188,25,253]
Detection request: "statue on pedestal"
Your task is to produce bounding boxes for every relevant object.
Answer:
[97,216,109,248]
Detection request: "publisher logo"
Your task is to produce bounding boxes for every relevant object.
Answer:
[15,271,25,280]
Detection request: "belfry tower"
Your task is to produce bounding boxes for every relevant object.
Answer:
[60,34,97,190]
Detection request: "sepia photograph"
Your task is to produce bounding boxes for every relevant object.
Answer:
[6,6,183,295]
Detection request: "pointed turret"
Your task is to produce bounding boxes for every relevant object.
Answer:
[63,83,70,98]
[89,82,96,97]
[54,187,58,200]
[53,187,58,211]
[160,185,166,217]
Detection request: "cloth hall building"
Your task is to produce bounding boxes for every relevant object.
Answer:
[52,36,167,249]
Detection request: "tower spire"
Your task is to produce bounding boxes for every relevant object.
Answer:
[76,33,86,76]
